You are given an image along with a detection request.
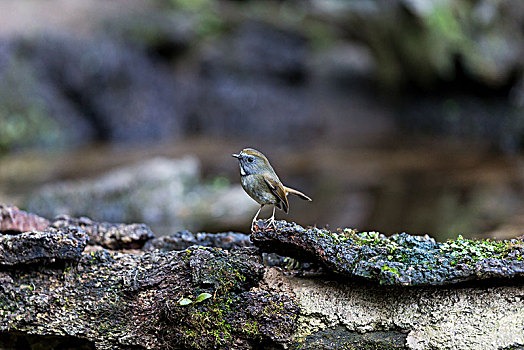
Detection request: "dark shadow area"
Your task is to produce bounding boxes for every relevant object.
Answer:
[0,332,96,350]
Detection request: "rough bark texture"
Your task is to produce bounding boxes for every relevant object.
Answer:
[252,220,524,286]
[0,227,86,265]
[143,231,251,252]
[0,230,297,349]
[1,211,524,349]
[0,205,49,233]
[51,215,154,250]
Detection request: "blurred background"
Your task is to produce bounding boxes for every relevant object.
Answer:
[0,0,523,241]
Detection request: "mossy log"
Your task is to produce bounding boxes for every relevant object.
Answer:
[252,221,524,286]
[1,209,524,349]
[0,232,296,349]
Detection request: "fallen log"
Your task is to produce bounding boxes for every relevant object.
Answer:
[0,211,523,349]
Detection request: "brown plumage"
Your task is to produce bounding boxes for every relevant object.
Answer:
[232,148,312,229]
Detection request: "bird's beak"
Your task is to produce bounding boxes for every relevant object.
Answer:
[232,153,240,159]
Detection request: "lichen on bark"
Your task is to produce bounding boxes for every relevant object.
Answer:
[0,221,298,349]
[251,220,524,286]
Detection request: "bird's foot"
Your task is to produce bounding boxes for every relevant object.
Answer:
[251,219,277,232]
[264,217,277,230]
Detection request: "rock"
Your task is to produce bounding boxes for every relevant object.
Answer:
[142,231,315,273]
[25,157,258,233]
[51,215,154,250]
[293,326,407,350]
[0,227,87,265]
[267,268,524,350]
[143,231,250,251]
[251,220,524,286]
[103,11,196,61]
[194,72,321,143]
[191,19,326,144]
[0,333,94,350]
[0,204,49,233]
[15,34,186,143]
[228,21,308,83]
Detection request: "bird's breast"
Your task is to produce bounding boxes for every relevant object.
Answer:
[240,175,278,205]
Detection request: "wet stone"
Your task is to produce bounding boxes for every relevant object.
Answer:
[251,220,524,286]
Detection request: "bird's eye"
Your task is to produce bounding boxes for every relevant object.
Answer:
[248,157,254,163]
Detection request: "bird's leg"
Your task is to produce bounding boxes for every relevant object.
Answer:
[251,205,263,231]
[265,206,276,229]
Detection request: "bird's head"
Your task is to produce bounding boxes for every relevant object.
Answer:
[232,148,272,176]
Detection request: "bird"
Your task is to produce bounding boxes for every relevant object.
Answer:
[232,148,312,230]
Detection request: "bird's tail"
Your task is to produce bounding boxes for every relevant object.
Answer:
[284,186,312,201]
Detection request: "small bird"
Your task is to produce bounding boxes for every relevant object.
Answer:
[232,148,312,230]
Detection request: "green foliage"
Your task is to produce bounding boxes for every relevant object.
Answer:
[195,292,212,303]
[170,0,209,12]
[178,297,193,306]
[0,60,60,154]
[355,0,516,88]
[283,257,301,270]
[177,291,212,307]
[348,230,385,246]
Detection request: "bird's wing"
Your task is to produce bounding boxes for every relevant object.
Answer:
[264,175,289,213]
